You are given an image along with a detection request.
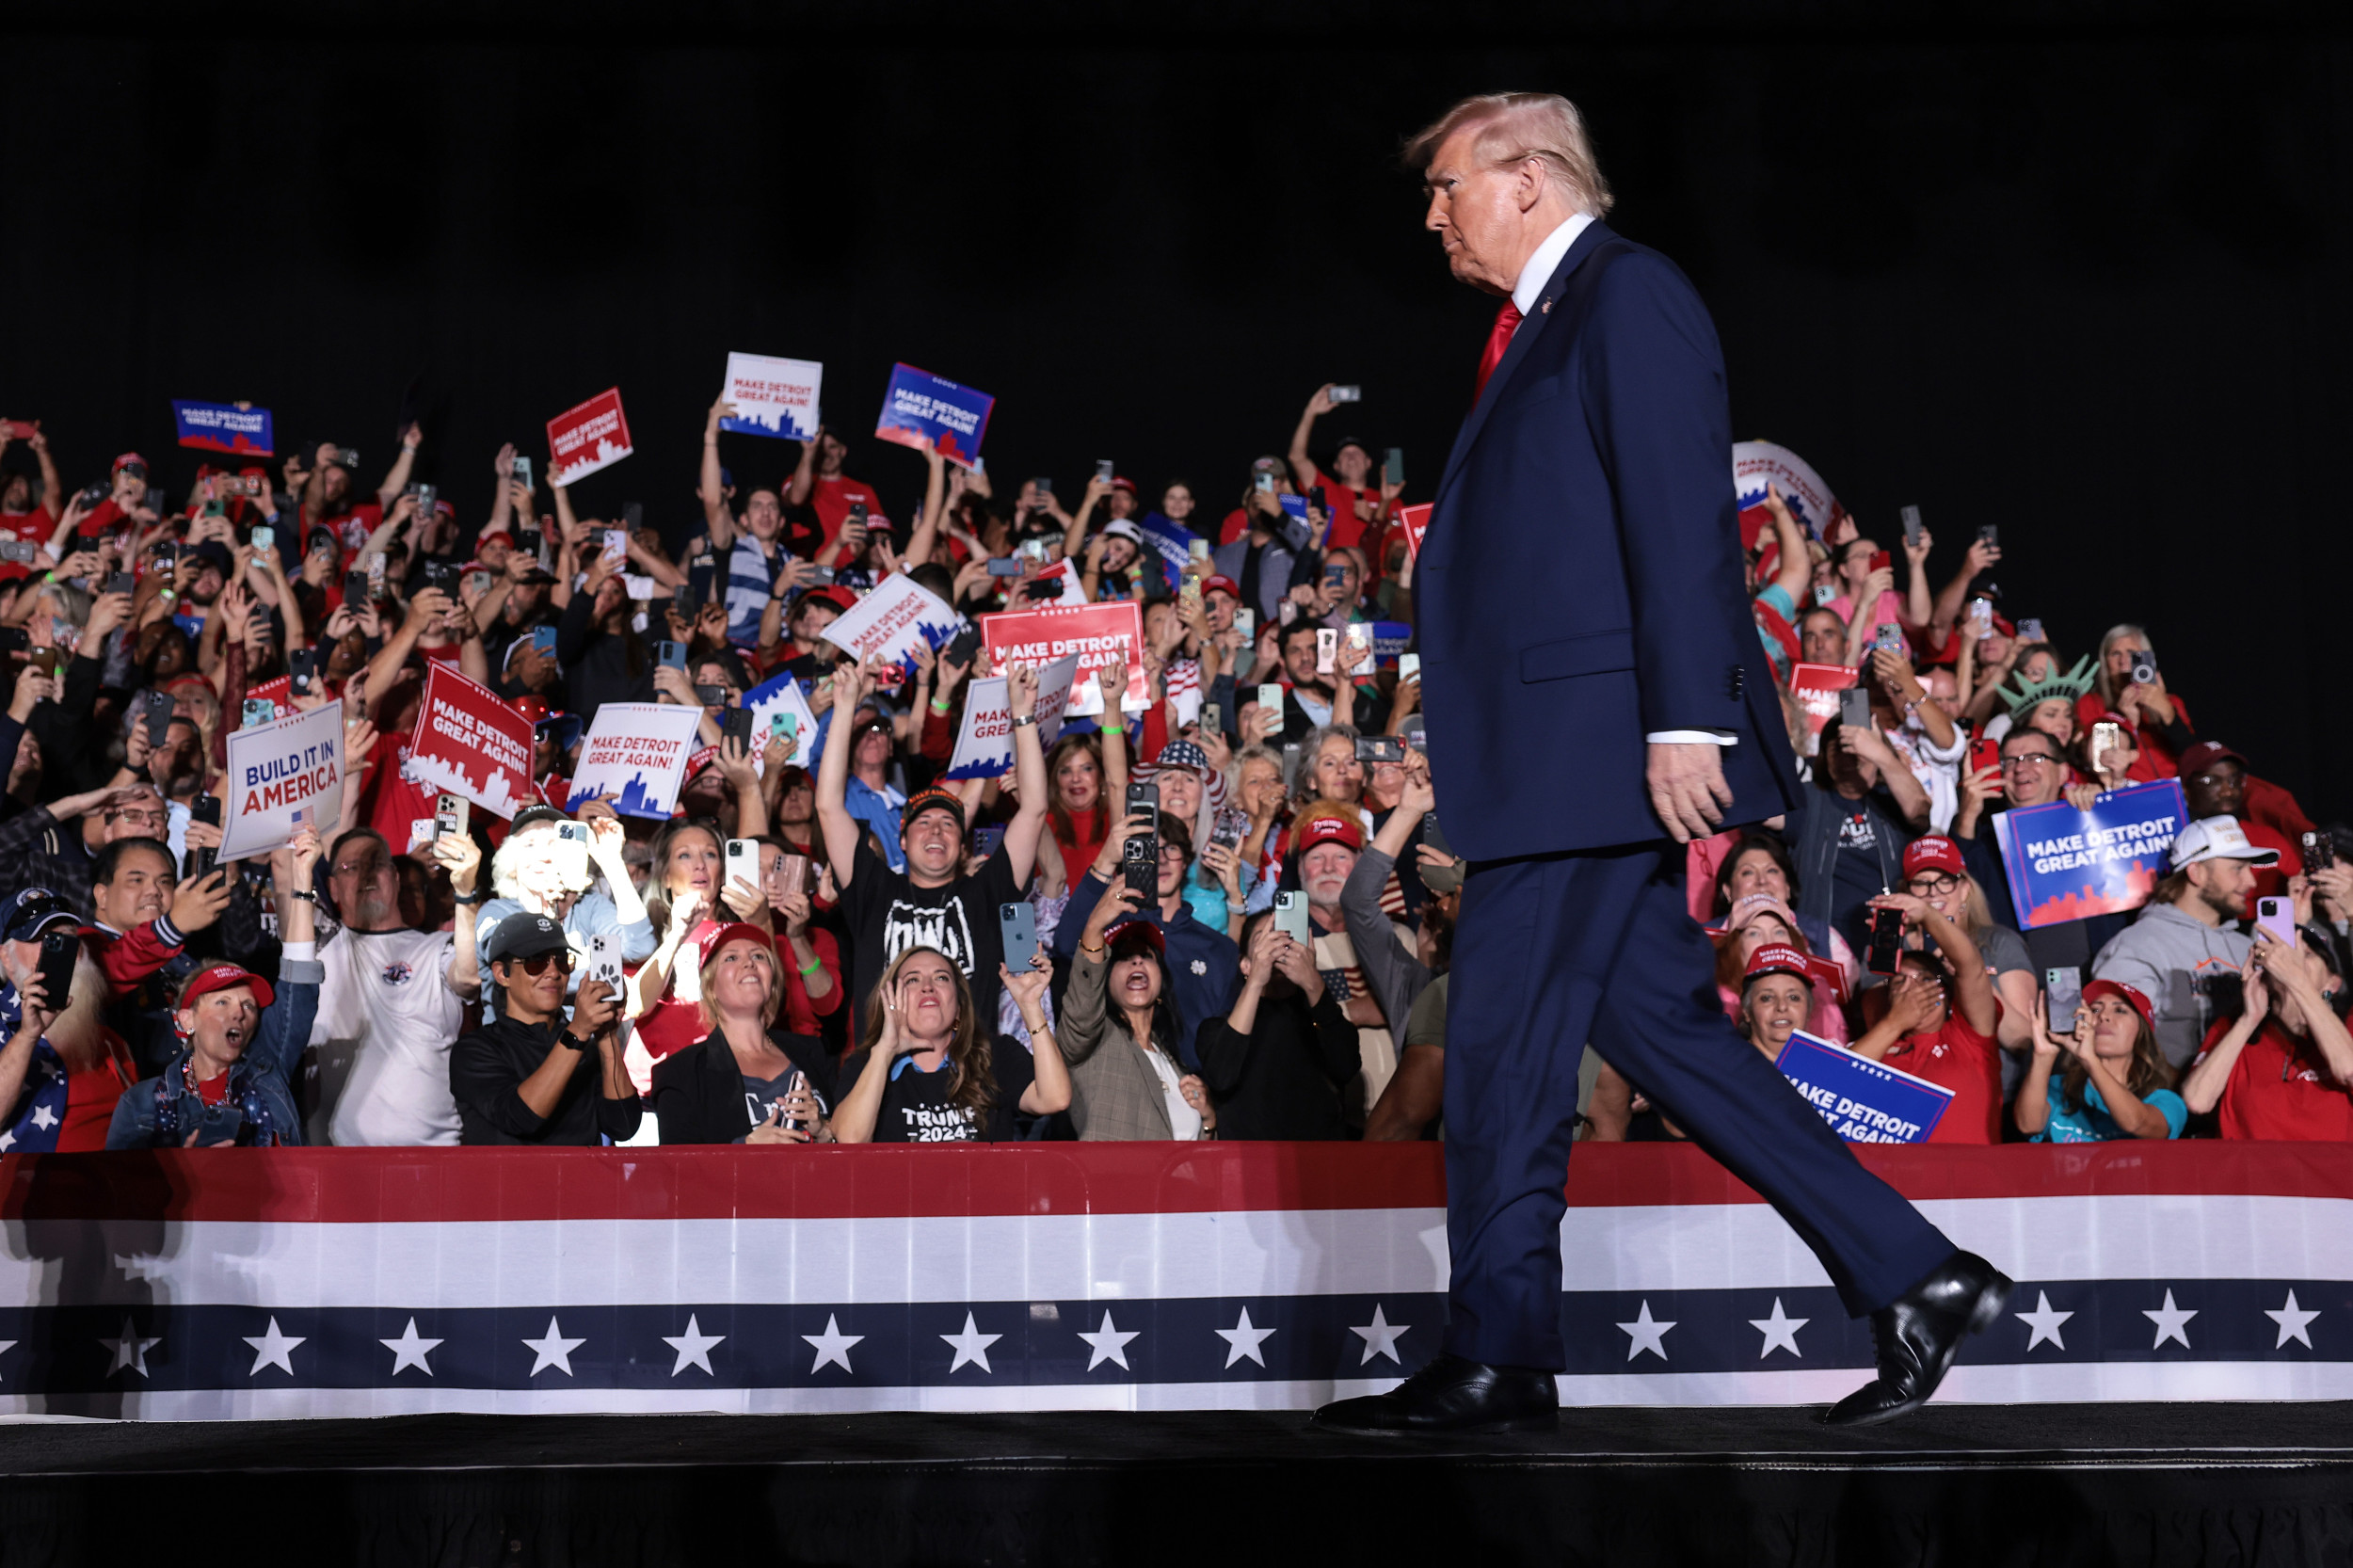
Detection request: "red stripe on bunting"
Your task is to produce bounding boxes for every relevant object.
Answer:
[0,1142,2344,1225]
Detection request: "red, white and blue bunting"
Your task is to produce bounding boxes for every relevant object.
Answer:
[0,1142,2345,1418]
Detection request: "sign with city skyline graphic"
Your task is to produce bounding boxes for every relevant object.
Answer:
[406,664,534,820]
[1992,777,2186,930]
[565,702,707,820]
[719,352,822,442]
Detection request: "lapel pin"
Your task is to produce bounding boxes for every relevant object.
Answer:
[1541,297,1554,314]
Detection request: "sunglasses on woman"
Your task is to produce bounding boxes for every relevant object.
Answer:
[504,952,575,977]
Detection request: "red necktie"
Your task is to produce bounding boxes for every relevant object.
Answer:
[1474,297,1524,401]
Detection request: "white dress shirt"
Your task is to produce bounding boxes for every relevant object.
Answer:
[1509,213,1737,751]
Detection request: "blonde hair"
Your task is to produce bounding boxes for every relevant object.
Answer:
[47,951,114,1073]
[1405,92,1615,217]
[696,935,782,1031]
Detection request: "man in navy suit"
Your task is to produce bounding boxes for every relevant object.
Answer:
[1314,92,2010,1435]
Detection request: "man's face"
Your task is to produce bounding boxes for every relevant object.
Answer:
[791,603,839,648]
[1321,555,1362,605]
[328,836,405,929]
[1107,489,1137,520]
[1827,731,1879,793]
[179,985,260,1064]
[102,789,169,843]
[1422,128,1540,294]
[479,538,511,572]
[511,642,556,691]
[190,566,226,607]
[1333,445,1372,487]
[1924,669,1960,719]
[2185,758,2246,820]
[691,663,740,712]
[1301,842,1357,911]
[2189,857,2257,922]
[506,582,548,619]
[1204,587,1237,634]
[1999,736,2066,808]
[745,490,782,537]
[1799,611,1844,666]
[114,468,148,505]
[1,475,28,512]
[817,433,848,474]
[1281,630,1323,689]
[903,807,962,881]
[1156,839,1188,900]
[95,844,177,930]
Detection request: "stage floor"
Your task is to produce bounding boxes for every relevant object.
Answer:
[0,1403,2346,1565]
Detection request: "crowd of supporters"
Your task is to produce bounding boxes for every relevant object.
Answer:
[0,384,2342,1155]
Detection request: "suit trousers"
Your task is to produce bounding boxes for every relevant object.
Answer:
[1441,842,1958,1369]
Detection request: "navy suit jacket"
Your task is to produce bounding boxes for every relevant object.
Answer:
[1419,222,1800,862]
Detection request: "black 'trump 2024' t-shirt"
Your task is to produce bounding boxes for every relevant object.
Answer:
[836,1041,1035,1143]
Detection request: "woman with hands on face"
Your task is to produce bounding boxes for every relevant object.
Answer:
[829,946,1069,1144]
[2017,980,2184,1142]
[1847,889,2003,1144]
[473,801,654,1003]
[648,923,838,1146]
[1191,908,1359,1142]
[2179,931,2353,1139]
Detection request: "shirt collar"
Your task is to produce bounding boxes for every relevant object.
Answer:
[1512,212,1596,318]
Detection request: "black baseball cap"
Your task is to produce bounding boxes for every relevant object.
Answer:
[486,913,570,965]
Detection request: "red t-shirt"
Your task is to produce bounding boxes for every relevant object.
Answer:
[56,1038,138,1153]
[2199,1016,2353,1142]
[807,475,881,552]
[2073,690,2195,778]
[1882,1009,2002,1144]
[1311,478,1373,552]
[0,504,56,544]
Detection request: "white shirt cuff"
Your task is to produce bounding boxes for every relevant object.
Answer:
[282,941,317,963]
[1647,729,1738,746]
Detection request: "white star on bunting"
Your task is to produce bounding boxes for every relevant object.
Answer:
[2265,1290,2320,1351]
[2143,1290,2197,1350]
[803,1315,862,1374]
[941,1312,1002,1375]
[1076,1311,1140,1372]
[28,1104,56,1131]
[380,1319,442,1376]
[1748,1298,1807,1359]
[100,1316,161,1377]
[241,1317,305,1377]
[1349,1304,1409,1366]
[521,1316,586,1376]
[662,1316,725,1377]
[1616,1301,1674,1362]
[1216,1307,1275,1368]
[2016,1291,2073,1352]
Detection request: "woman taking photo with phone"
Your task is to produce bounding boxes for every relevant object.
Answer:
[831,946,1070,1144]
[648,922,836,1145]
[1060,884,1217,1141]
[2016,979,2185,1142]
[627,816,776,1068]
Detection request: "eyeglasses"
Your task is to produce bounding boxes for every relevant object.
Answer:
[2189,772,2241,789]
[105,808,168,827]
[1906,873,1963,896]
[331,857,386,878]
[503,952,574,977]
[2000,754,2058,771]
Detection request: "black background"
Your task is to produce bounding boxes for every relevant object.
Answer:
[6,2,2348,818]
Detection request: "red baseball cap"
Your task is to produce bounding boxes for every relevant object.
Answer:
[512,695,554,727]
[1902,835,1966,880]
[1296,814,1364,855]
[112,452,149,473]
[798,585,859,615]
[479,530,516,552]
[2080,979,2154,1035]
[1103,916,1164,954]
[696,920,774,969]
[2176,741,2247,777]
[1202,575,1242,600]
[179,963,275,1014]
[1744,944,1816,986]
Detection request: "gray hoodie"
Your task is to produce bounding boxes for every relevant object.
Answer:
[2091,900,2251,1068]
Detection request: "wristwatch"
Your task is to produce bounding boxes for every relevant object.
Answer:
[1011,713,1037,728]
[559,1032,595,1052]
[454,888,483,905]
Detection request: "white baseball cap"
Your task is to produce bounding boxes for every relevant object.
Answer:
[1103,520,1145,547]
[2169,815,2280,871]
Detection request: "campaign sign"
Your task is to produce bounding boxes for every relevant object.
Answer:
[741,669,820,772]
[547,388,634,488]
[1774,1030,1953,1144]
[817,571,961,674]
[946,654,1081,779]
[1992,778,2186,930]
[874,363,993,468]
[1788,663,1858,756]
[566,702,706,820]
[981,600,1147,717]
[720,352,822,442]
[1369,621,1413,667]
[1022,557,1087,606]
[1734,440,1837,544]
[1398,503,1433,560]
[407,664,534,820]
[219,701,344,862]
[172,400,274,457]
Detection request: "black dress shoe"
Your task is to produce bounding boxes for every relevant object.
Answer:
[1311,1352,1559,1436]
[1823,1250,2013,1427]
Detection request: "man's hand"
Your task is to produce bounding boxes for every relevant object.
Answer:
[170,868,234,935]
[1645,742,1732,844]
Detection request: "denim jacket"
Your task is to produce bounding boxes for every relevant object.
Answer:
[104,955,324,1149]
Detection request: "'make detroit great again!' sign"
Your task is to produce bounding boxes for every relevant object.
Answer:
[1991,779,2185,931]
